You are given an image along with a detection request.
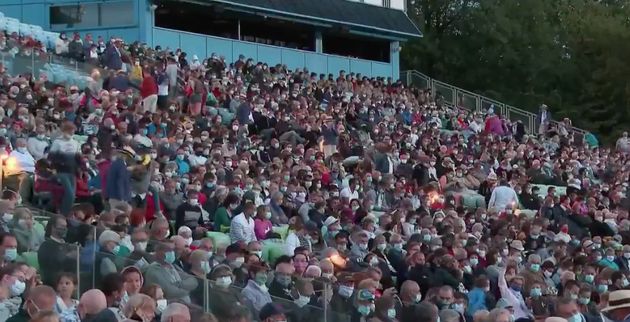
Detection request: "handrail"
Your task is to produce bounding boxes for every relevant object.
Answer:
[401,69,588,136]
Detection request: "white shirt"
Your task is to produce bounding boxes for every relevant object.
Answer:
[6,149,35,176]
[229,213,256,244]
[469,120,482,133]
[188,154,207,167]
[285,232,300,256]
[340,187,359,200]
[27,136,49,161]
[488,185,519,210]
[133,134,152,148]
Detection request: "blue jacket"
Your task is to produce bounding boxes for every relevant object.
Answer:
[467,288,487,316]
[105,158,131,201]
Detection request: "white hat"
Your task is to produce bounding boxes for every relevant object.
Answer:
[98,230,121,246]
[602,290,630,312]
[323,216,338,227]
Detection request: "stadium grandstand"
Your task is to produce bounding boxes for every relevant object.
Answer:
[0,1,625,322]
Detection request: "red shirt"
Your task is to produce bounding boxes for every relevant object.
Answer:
[140,75,158,98]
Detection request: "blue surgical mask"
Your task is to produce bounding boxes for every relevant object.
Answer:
[597,284,608,293]
[584,274,595,283]
[568,313,582,322]
[3,248,17,261]
[530,287,542,298]
[530,264,540,272]
[357,304,373,316]
[164,251,176,264]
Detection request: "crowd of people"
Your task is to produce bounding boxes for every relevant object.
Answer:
[0,20,629,322]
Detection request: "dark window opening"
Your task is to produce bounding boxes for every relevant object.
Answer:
[155,2,314,51]
[155,1,392,62]
[50,1,134,30]
[323,32,390,62]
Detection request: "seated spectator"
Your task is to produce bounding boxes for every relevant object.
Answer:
[7,285,56,322]
[38,215,76,287]
[73,289,107,321]
[10,207,43,252]
[207,264,242,320]
[53,272,78,318]
[241,262,272,313]
[160,302,191,322]
[121,293,156,322]
[143,241,197,303]
[121,266,144,307]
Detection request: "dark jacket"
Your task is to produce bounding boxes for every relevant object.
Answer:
[268,280,293,301]
[105,45,123,70]
[175,202,204,231]
[38,239,77,287]
[6,309,29,322]
[431,267,460,289]
[412,164,431,187]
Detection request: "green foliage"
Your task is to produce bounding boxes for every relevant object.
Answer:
[402,0,630,143]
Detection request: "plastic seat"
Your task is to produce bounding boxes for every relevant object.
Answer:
[19,23,32,36]
[206,231,231,248]
[6,22,19,34]
[272,225,289,240]
[20,251,39,271]
[262,240,286,264]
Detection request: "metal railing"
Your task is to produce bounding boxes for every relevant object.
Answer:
[401,69,587,136]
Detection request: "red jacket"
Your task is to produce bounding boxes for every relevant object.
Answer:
[144,193,166,222]
[140,75,158,98]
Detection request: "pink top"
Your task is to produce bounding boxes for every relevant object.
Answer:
[254,218,272,240]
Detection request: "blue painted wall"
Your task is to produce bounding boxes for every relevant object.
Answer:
[0,0,149,43]
[0,0,402,79]
[152,27,399,79]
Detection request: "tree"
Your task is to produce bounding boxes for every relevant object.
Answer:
[402,0,630,142]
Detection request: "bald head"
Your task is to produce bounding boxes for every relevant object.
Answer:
[400,280,420,303]
[25,285,56,317]
[78,289,107,317]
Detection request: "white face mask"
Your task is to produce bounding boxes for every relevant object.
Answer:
[184,237,193,247]
[215,276,233,288]
[156,299,167,313]
[135,241,148,252]
[10,279,26,296]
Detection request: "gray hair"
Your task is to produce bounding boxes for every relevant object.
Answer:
[160,303,189,322]
[528,254,541,263]
[439,309,460,322]
[488,308,510,322]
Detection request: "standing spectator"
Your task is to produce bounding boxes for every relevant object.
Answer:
[47,121,80,216]
[140,67,158,114]
[106,148,134,211]
[165,56,179,97]
[104,39,124,71]
[488,179,519,211]
[55,33,69,56]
